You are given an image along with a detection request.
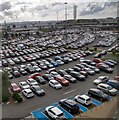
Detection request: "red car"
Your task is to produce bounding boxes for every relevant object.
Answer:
[114,76,119,81]
[55,76,69,86]
[10,83,21,93]
[28,73,42,79]
[93,58,102,63]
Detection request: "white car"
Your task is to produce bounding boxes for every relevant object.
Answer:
[97,83,117,95]
[93,76,109,85]
[49,80,62,89]
[19,81,30,89]
[22,89,34,98]
[56,60,64,65]
[45,106,66,120]
[74,94,91,106]
[33,65,41,72]
[26,78,38,86]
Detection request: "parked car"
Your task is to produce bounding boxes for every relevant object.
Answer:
[93,58,102,63]
[49,80,62,89]
[93,76,109,85]
[64,75,77,83]
[55,76,69,86]
[59,99,79,114]
[107,80,119,90]
[74,94,91,106]
[107,59,117,65]
[27,78,38,86]
[97,64,113,73]
[28,73,42,79]
[88,88,109,101]
[69,71,86,81]
[10,83,21,93]
[42,74,54,81]
[45,106,66,120]
[31,85,45,96]
[19,81,30,89]
[22,89,34,98]
[12,71,20,77]
[97,83,117,95]
[58,70,69,77]
[35,76,47,84]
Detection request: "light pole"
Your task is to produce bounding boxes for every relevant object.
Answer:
[64,2,68,40]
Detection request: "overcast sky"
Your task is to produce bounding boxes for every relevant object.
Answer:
[0,0,118,23]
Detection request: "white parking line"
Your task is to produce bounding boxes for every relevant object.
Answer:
[63,89,77,95]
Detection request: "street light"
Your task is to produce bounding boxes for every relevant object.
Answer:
[64,2,68,40]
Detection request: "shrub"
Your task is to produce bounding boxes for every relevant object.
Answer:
[2,95,9,102]
[13,93,23,103]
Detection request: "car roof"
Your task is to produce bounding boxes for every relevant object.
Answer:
[50,107,62,115]
[99,83,109,87]
[11,83,17,86]
[24,89,32,92]
[50,80,58,83]
[80,94,90,99]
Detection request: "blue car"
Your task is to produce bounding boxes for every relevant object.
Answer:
[107,80,119,90]
[50,61,59,67]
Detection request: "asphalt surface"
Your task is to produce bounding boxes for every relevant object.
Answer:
[2,33,118,119]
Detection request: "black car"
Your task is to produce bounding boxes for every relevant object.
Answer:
[12,71,20,77]
[35,76,47,84]
[59,99,79,114]
[98,65,113,73]
[2,59,8,67]
[42,74,54,81]
[103,61,114,67]
[88,88,109,101]
[31,85,45,96]
[69,71,86,81]
[58,70,69,77]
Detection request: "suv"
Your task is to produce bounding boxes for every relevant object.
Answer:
[45,106,66,120]
[74,94,91,106]
[88,88,109,101]
[59,99,79,114]
[97,83,117,95]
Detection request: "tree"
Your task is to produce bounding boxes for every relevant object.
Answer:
[2,71,10,102]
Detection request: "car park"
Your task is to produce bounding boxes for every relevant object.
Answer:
[97,83,117,95]
[45,106,66,120]
[74,94,91,106]
[22,89,34,98]
[88,88,109,101]
[31,85,45,96]
[49,80,62,89]
[59,99,79,114]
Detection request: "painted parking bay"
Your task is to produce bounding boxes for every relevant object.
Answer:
[31,110,49,120]
[51,102,74,119]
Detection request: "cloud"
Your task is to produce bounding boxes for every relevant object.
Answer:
[0,1,12,12]
[80,2,117,16]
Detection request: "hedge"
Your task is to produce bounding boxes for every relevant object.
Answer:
[13,93,23,103]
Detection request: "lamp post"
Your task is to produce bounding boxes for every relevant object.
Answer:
[64,2,68,40]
